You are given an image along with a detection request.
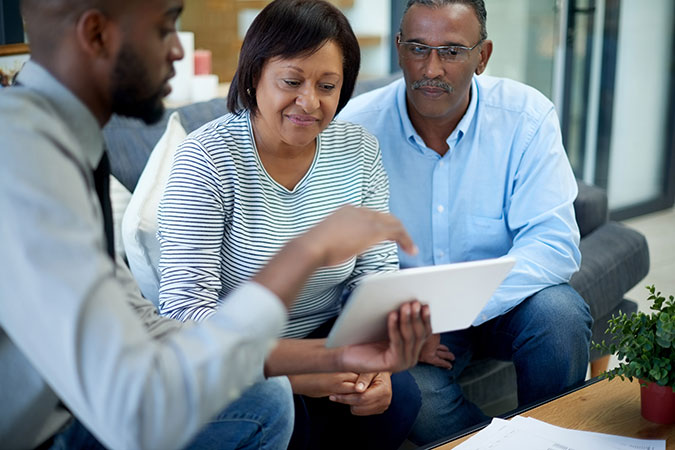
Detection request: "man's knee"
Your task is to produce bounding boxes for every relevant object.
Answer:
[408,364,474,416]
[257,376,294,433]
[525,284,592,340]
[228,376,294,443]
[186,377,293,449]
[240,376,294,449]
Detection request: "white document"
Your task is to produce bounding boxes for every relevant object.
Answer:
[510,416,666,450]
[325,257,515,348]
[454,419,559,450]
[454,416,666,450]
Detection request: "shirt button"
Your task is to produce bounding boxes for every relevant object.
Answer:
[438,251,445,258]
[439,161,445,167]
[437,205,445,213]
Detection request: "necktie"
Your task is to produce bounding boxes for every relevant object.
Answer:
[94,152,115,259]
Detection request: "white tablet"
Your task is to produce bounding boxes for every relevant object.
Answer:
[325,256,516,348]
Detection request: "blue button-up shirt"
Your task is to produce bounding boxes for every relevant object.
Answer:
[339,75,581,325]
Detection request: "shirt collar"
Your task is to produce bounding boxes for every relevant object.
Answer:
[395,75,479,151]
[16,60,104,170]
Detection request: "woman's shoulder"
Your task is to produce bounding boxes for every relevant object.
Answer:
[321,120,379,152]
[182,111,253,154]
[188,111,251,143]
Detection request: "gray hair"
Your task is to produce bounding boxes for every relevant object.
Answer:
[400,0,487,41]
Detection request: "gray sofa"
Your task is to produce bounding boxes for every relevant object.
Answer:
[104,77,650,424]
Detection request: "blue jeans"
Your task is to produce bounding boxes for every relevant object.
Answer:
[49,376,294,450]
[408,284,592,445]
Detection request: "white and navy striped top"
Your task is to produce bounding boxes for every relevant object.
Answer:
[157,110,398,338]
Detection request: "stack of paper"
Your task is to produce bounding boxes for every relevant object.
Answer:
[454,415,665,450]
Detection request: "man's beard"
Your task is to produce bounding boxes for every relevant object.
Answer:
[111,43,167,124]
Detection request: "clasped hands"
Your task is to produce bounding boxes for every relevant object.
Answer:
[293,333,456,417]
[290,372,392,416]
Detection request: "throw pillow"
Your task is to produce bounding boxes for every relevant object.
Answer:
[122,111,187,305]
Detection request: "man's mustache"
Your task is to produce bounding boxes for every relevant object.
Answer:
[412,78,453,93]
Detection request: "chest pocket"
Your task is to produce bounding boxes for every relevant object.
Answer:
[461,214,511,259]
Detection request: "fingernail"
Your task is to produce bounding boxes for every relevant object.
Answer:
[357,382,366,391]
[329,395,336,402]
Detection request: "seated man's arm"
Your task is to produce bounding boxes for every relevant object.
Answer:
[478,107,581,325]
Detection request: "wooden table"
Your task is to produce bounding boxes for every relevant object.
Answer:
[435,377,674,449]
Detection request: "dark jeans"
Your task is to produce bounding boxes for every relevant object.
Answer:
[288,318,422,450]
[408,283,593,444]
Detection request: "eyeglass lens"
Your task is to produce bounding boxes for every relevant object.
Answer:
[398,36,485,62]
[403,43,468,62]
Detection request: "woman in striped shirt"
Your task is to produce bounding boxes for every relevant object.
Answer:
[158,1,422,448]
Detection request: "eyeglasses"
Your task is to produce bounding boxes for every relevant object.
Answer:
[397,35,483,63]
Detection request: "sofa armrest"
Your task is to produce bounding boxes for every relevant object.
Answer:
[574,179,609,238]
[570,221,649,320]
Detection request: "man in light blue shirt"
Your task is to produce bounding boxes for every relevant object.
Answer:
[339,0,592,443]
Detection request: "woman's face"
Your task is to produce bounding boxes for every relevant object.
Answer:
[252,40,344,152]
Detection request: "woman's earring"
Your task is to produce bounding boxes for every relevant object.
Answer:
[246,88,253,96]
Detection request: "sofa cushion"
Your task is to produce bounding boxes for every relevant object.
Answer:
[570,221,650,320]
[121,112,187,305]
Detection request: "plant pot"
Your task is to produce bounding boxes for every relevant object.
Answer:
[639,379,675,424]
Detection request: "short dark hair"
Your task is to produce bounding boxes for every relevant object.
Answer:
[228,0,361,117]
[401,0,487,41]
[21,0,131,57]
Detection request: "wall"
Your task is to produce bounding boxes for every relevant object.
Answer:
[238,0,391,79]
[342,0,391,78]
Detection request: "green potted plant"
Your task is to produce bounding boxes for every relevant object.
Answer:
[593,285,674,424]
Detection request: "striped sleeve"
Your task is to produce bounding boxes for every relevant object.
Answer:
[341,126,399,291]
[157,136,225,322]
